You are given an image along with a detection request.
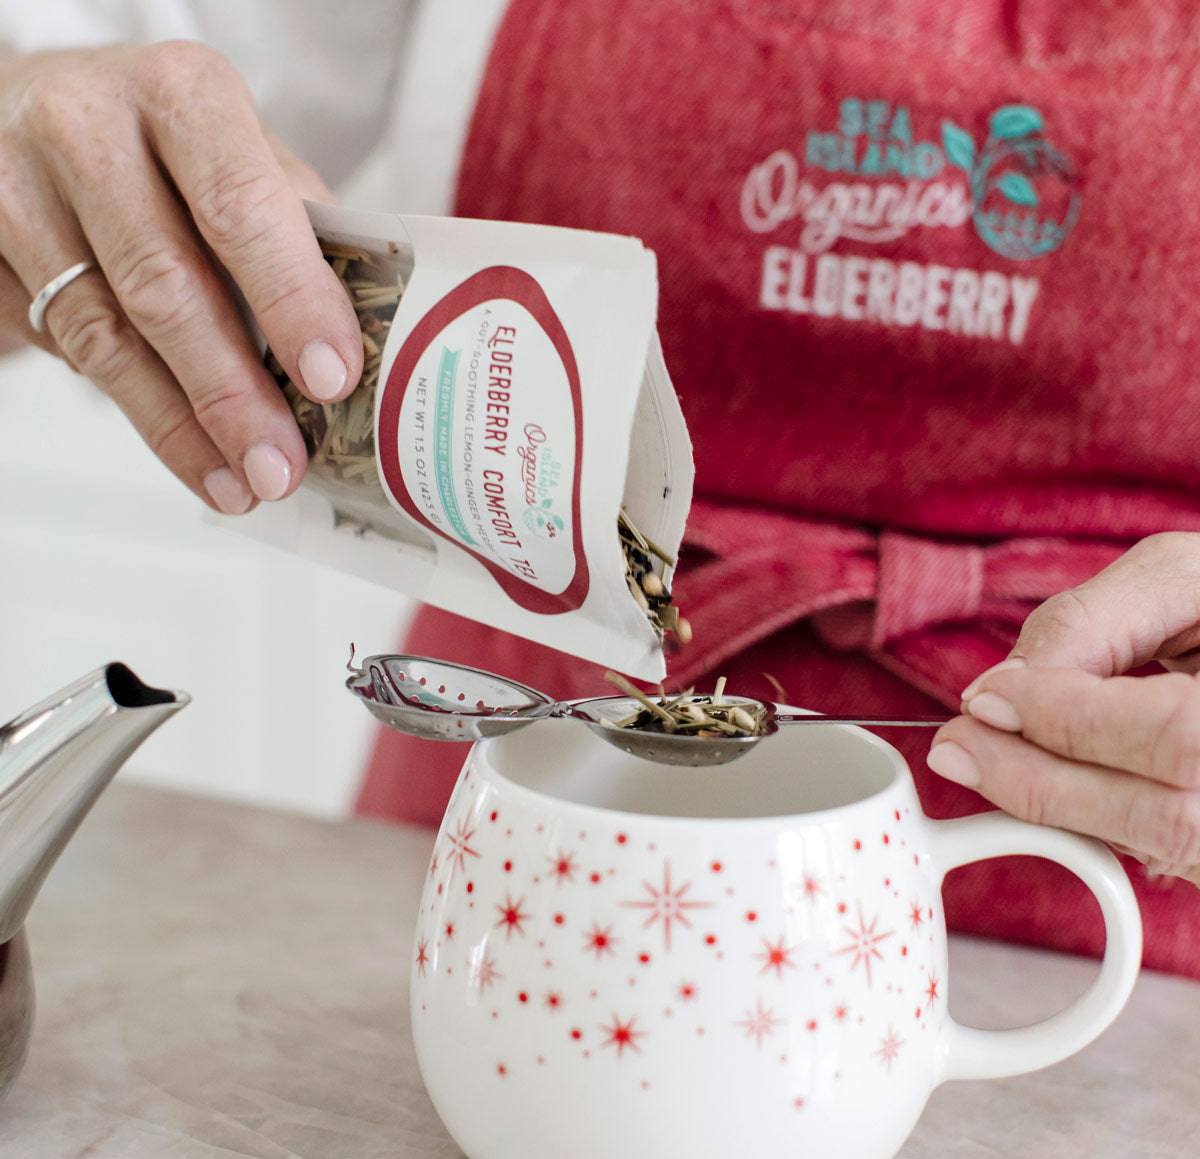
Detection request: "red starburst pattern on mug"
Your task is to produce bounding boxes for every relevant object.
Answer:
[443,817,481,880]
[794,872,823,903]
[495,892,531,939]
[735,997,784,1048]
[834,902,894,987]
[908,900,926,930]
[599,1013,646,1058]
[875,1025,904,1071]
[620,860,714,950]
[548,849,580,884]
[583,922,619,959]
[923,970,940,1013]
[754,935,799,980]
[422,781,961,1115]
[470,945,502,994]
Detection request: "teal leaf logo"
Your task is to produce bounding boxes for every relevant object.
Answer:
[997,171,1039,206]
[941,120,976,171]
[989,105,1044,140]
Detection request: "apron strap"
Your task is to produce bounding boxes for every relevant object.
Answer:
[667,499,1127,704]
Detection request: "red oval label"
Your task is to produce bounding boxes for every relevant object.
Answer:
[377,266,590,614]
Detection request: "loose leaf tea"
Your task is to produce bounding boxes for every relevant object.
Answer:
[602,671,764,737]
[266,241,403,517]
[619,508,691,646]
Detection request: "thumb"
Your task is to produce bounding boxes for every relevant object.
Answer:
[965,533,1200,695]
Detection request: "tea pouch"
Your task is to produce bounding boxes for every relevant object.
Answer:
[225,202,693,681]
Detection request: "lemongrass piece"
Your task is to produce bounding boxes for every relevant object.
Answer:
[602,670,678,729]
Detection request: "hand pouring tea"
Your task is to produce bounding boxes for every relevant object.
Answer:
[0,663,188,1105]
[345,653,948,767]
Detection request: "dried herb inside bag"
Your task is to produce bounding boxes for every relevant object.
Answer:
[265,241,406,537]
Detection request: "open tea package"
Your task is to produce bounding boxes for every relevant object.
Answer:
[229,202,693,680]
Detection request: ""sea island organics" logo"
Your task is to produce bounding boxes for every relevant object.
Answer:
[741,98,1082,345]
[519,423,566,541]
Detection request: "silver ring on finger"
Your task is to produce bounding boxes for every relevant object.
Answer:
[28,260,98,334]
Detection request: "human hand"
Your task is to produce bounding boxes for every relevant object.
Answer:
[0,42,364,511]
[927,531,1200,886]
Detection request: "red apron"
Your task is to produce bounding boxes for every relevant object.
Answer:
[360,0,1200,977]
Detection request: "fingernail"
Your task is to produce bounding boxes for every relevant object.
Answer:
[926,741,981,787]
[964,691,1022,732]
[960,656,1027,701]
[203,467,253,515]
[243,442,292,501]
[298,339,348,401]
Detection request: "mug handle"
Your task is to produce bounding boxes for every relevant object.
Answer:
[929,811,1143,1082]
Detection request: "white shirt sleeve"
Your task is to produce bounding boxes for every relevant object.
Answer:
[338,0,510,215]
[0,0,505,202]
[0,0,201,49]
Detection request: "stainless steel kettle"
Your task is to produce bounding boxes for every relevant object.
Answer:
[0,663,188,1102]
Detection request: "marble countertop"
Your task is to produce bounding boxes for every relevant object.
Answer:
[0,782,1197,1158]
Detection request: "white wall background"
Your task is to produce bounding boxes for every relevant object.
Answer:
[0,346,415,818]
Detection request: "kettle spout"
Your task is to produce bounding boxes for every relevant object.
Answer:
[0,663,189,943]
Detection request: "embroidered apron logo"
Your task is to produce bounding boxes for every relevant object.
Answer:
[942,105,1081,260]
[741,99,1082,345]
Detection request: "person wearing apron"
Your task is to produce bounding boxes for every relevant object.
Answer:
[358,0,1200,978]
[2,0,1200,977]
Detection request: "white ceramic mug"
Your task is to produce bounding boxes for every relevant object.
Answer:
[410,714,1142,1158]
